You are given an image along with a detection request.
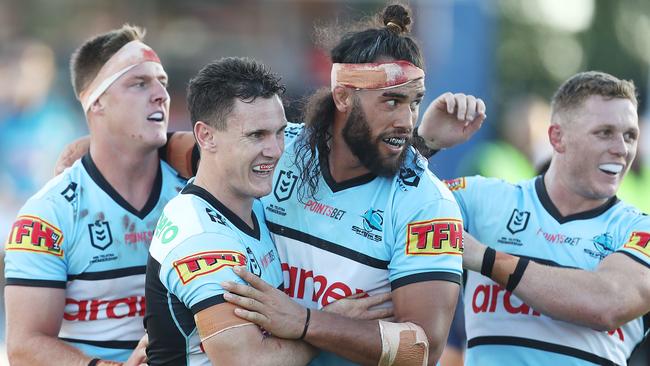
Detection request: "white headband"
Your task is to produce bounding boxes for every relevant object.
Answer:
[78,40,161,112]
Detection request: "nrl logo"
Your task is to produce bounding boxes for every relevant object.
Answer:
[274,170,297,202]
[506,209,530,234]
[89,220,113,250]
[398,167,420,188]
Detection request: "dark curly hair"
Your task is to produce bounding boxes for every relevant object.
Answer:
[296,4,423,202]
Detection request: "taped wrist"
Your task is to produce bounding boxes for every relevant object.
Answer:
[378,320,429,366]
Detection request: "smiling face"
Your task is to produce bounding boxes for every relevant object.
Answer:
[210,95,287,200]
[342,79,424,176]
[553,95,639,201]
[94,61,170,150]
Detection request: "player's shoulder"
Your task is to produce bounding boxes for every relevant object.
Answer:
[443,174,534,197]
[611,199,650,228]
[22,159,85,213]
[285,122,304,138]
[150,188,239,261]
[393,149,455,203]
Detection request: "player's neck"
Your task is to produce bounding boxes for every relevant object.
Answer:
[194,168,255,229]
[89,139,160,211]
[544,165,609,217]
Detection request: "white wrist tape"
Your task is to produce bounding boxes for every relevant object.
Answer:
[378,320,429,366]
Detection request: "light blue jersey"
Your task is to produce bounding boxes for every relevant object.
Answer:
[445,175,650,366]
[4,154,186,361]
[262,123,464,365]
[145,183,283,366]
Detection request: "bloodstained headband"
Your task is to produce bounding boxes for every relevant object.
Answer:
[78,40,161,113]
[330,60,424,91]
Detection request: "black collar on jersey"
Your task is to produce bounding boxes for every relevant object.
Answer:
[535,175,619,224]
[82,153,162,220]
[181,183,260,240]
[319,152,376,193]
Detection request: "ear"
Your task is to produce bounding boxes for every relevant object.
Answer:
[88,97,105,115]
[548,124,565,153]
[194,121,218,153]
[332,86,353,113]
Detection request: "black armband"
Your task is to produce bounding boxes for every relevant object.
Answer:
[506,258,530,292]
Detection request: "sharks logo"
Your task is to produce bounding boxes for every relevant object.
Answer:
[592,233,615,255]
[361,209,384,232]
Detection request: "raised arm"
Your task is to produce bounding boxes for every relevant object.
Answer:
[416,92,486,151]
[463,232,650,331]
[223,267,458,365]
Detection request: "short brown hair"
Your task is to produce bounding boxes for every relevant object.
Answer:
[551,71,637,122]
[69,24,145,98]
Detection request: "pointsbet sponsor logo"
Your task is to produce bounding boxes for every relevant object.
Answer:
[6,215,64,257]
[303,200,346,220]
[406,218,463,256]
[282,263,365,307]
[64,296,145,321]
[173,250,246,284]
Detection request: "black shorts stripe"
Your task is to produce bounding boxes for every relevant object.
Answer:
[67,266,146,281]
[60,337,138,349]
[467,336,619,366]
[267,222,389,270]
[617,251,650,270]
[5,278,67,288]
[391,271,461,291]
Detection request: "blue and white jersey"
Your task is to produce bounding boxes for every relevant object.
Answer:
[445,175,650,366]
[4,153,186,361]
[262,123,464,366]
[145,183,283,366]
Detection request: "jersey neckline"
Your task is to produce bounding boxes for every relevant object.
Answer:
[534,175,619,224]
[82,153,162,220]
[181,182,261,240]
[319,152,376,193]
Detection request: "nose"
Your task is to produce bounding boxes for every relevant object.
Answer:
[151,81,169,105]
[609,134,628,157]
[263,134,284,159]
[394,104,415,131]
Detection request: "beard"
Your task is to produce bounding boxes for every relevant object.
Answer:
[342,99,411,176]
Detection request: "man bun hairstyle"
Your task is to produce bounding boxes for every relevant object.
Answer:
[297,4,423,202]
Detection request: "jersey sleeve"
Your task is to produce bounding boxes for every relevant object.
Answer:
[445,175,507,233]
[615,215,650,269]
[159,232,250,314]
[388,194,464,289]
[4,195,71,288]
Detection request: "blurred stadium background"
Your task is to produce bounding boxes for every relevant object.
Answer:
[1,0,649,364]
